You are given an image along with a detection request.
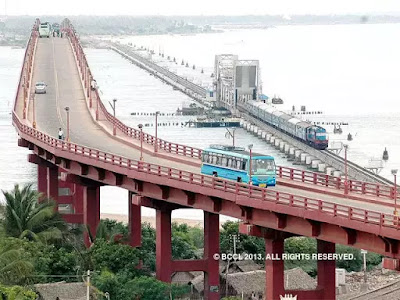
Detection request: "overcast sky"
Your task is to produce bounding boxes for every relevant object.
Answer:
[1,0,400,16]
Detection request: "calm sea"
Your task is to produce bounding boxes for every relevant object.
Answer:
[1,23,399,220]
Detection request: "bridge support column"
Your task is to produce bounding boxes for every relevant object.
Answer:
[265,237,285,300]
[316,240,336,300]
[47,166,59,207]
[83,185,100,247]
[129,191,141,247]
[37,164,47,198]
[156,208,172,282]
[204,212,220,300]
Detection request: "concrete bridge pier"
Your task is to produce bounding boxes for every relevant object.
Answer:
[129,192,142,247]
[266,238,336,300]
[274,138,281,148]
[284,144,290,154]
[156,208,220,300]
[82,184,100,247]
[241,225,336,300]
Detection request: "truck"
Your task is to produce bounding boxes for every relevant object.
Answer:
[38,22,51,38]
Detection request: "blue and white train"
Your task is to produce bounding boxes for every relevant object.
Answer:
[239,100,328,150]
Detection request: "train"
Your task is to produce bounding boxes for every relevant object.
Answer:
[239,100,329,150]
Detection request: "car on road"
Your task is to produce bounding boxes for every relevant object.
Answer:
[35,82,47,94]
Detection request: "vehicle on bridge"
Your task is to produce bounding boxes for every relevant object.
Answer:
[240,100,329,150]
[38,22,51,38]
[35,82,47,94]
[201,145,276,187]
[52,23,60,36]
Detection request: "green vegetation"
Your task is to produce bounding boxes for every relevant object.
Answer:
[0,185,384,298]
[2,184,66,242]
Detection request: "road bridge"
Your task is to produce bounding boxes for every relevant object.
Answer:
[12,19,400,300]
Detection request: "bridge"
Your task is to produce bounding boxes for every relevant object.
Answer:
[12,19,400,300]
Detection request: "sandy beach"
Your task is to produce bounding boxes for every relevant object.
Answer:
[100,213,205,228]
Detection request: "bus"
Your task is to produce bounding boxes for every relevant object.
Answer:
[39,22,51,38]
[201,145,276,187]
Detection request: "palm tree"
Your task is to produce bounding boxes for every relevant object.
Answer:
[0,245,33,285]
[1,184,66,243]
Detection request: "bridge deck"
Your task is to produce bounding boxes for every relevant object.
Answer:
[23,37,395,216]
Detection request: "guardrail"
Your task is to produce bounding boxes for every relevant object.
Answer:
[11,22,400,234]
[12,110,400,233]
[70,25,400,203]
[66,27,203,160]
[276,166,399,201]
[15,24,38,118]
[68,27,399,201]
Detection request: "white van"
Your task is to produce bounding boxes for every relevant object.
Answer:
[39,22,51,38]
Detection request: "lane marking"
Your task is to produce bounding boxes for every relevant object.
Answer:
[52,37,65,128]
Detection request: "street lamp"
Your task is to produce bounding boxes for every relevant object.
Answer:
[392,169,398,216]
[154,111,160,152]
[343,144,349,194]
[109,98,117,136]
[64,107,70,142]
[138,124,144,161]
[248,144,253,185]
[31,93,36,129]
[225,128,236,147]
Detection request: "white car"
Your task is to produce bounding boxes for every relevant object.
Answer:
[35,82,47,94]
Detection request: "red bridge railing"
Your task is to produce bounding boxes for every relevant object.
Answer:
[276,166,399,201]
[66,26,202,160]
[66,25,399,202]
[12,110,400,232]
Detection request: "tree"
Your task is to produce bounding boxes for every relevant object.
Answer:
[87,219,128,244]
[1,184,66,242]
[0,237,82,284]
[90,239,144,278]
[0,284,37,300]
[0,244,33,285]
[123,276,188,300]
[220,221,264,257]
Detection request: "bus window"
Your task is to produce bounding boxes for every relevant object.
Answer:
[227,158,232,168]
[212,155,218,165]
[241,160,247,170]
[236,160,241,169]
[222,156,228,166]
[252,159,275,174]
[203,153,209,163]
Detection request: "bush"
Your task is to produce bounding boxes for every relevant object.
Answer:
[0,284,37,300]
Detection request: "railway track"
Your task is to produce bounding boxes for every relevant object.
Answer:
[240,110,393,185]
[105,41,393,186]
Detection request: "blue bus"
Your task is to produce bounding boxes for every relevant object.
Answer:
[201,145,276,187]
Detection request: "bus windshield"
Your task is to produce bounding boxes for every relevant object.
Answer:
[251,158,275,174]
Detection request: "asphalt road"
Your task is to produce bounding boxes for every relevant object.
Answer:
[27,36,395,216]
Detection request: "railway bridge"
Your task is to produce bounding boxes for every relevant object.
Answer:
[12,19,400,300]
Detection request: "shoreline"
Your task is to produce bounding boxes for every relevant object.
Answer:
[101,213,204,228]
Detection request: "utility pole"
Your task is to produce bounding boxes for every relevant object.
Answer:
[86,270,90,300]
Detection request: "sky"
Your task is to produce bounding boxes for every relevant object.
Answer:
[1,0,400,16]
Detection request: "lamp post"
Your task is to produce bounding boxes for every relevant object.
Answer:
[109,98,117,135]
[225,128,236,147]
[64,107,70,142]
[392,169,398,216]
[154,111,160,152]
[31,93,36,129]
[138,124,144,161]
[343,144,348,194]
[248,144,253,185]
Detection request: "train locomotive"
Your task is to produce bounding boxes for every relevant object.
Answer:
[240,100,329,150]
